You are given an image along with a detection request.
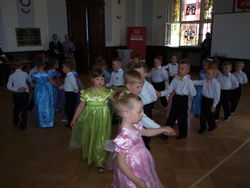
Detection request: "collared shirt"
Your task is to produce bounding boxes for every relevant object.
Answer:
[148,66,169,83]
[61,72,79,93]
[139,80,157,105]
[216,72,239,90]
[106,68,124,87]
[233,71,248,85]
[193,79,221,107]
[161,75,196,96]
[7,69,31,93]
[125,90,160,128]
[162,62,178,77]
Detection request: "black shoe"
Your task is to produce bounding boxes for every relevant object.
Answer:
[208,125,217,132]
[223,116,231,121]
[160,134,168,140]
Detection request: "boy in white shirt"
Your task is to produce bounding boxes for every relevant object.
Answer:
[158,59,196,139]
[162,55,179,83]
[7,62,31,130]
[106,58,124,89]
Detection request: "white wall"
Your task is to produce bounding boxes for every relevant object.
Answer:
[0,0,68,52]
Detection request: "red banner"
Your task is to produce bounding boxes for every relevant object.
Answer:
[127,27,147,62]
[237,0,250,10]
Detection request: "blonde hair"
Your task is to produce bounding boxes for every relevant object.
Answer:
[124,69,144,84]
[112,91,142,116]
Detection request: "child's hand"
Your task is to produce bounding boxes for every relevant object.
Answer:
[211,107,216,113]
[18,87,26,92]
[156,91,162,98]
[70,120,76,128]
[162,126,176,136]
[135,179,146,188]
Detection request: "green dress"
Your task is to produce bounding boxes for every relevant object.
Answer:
[69,87,114,167]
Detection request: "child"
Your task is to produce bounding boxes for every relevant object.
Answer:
[148,55,168,107]
[190,58,210,117]
[31,57,58,128]
[61,59,79,127]
[158,59,196,139]
[69,67,114,173]
[162,55,179,83]
[111,92,175,188]
[231,61,248,115]
[7,62,31,130]
[134,63,157,150]
[215,62,239,121]
[132,54,141,64]
[94,57,111,82]
[48,58,63,111]
[193,68,221,134]
[106,58,124,90]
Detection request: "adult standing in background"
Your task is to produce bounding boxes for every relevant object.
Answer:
[200,32,212,66]
[63,34,75,59]
[49,34,63,70]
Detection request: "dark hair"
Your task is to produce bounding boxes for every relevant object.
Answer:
[94,57,107,68]
[63,58,75,70]
[35,56,46,68]
[179,58,191,69]
[48,58,58,69]
[13,61,23,68]
[154,55,163,61]
[133,62,148,72]
[223,61,232,67]
[113,57,122,63]
[124,69,144,84]
[90,67,105,78]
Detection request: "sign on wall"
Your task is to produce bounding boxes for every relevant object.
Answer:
[235,0,250,12]
[127,27,147,62]
[16,28,41,47]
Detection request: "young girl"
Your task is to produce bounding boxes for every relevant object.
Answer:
[111,92,175,188]
[31,57,58,127]
[190,58,210,117]
[69,67,114,172]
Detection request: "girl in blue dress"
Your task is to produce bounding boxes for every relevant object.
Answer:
[31,57,58,128]
[190,59,209,116]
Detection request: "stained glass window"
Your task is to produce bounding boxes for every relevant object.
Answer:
[201,23,212,41]
[172,0,181,22]
[166,23,180,46]
[180,23,199,46]
[181,0,201,21]
[204,0,213,20]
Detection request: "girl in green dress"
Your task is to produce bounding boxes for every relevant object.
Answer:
[69,67,114,173]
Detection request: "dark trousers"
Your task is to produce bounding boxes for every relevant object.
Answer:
[215,90,231,119]
[142,103,153,150]
[200,96,216,131]
[166,94,188,137]
[169,76,174,83]
[230,85,242,113]
[152,81,167,107]
[64,92,77,124]
[13,93,29,128]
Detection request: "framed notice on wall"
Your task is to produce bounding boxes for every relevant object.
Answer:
[16,28,41,47]
[234,0,250,12]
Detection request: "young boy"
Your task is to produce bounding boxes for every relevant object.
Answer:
[7,62,31,130]
[158,59,196,139]
[162,55,179,83]
[215,62,239,121]
[106,58,124,89]
[148,55,169,107]
[133,63,158,150]
[61,59,79,127]
[231,61,248,115]
[193,68,221,134]
[125,69,161,150]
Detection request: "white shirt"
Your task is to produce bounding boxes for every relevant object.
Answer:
[216,72,239,90]
[161,75,196,97]
[233,71,248,85]
[61,72,79,93]
[193,79,221,107]
[126,90,160,128]
[7,69,31,93]
[148,66,169,83]
[162,62,178,77]
[106,68,124,87]
[139,80,157,105]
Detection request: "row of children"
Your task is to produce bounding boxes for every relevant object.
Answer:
[7,57,83,130]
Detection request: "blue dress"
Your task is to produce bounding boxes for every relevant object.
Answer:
[190,70,206,116]
[32,71,56,127]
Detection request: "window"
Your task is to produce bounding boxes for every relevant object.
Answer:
[165,0,213,47]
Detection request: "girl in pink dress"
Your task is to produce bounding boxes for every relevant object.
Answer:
[111,92,176,188]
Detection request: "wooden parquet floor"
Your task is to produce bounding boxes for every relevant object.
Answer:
[0,74,249,188]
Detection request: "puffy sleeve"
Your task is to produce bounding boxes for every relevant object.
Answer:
[113,131,132,153]
[80,89,86,102]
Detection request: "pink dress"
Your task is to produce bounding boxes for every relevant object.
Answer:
[112,123,164,188]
